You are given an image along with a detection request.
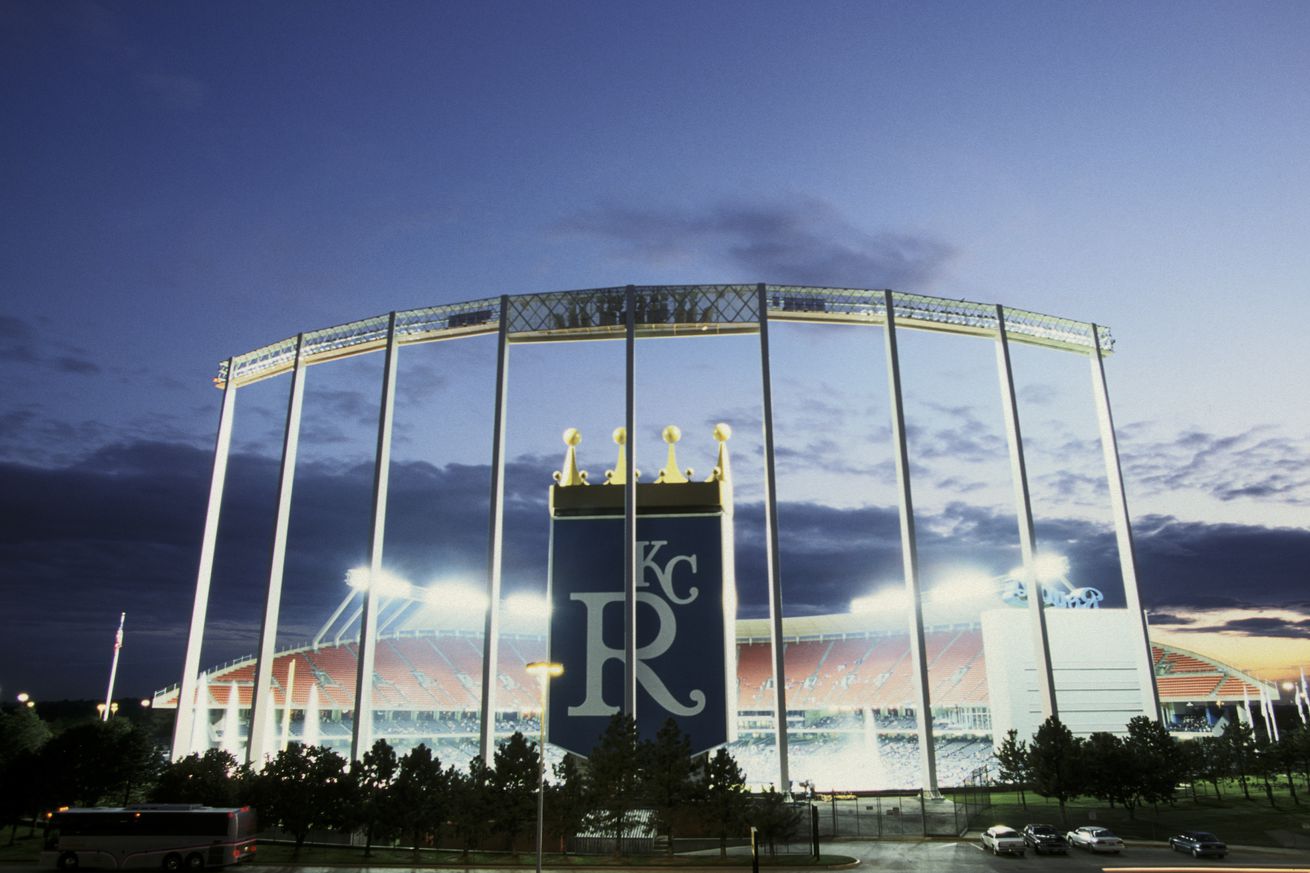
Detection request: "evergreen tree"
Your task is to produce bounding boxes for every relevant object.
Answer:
[545,754,589,856]
[1028,717,1082,825]
[492,732,540,854]
[1221,720,1256,800]
[450,756,496,857]
[1082,732,1128,810]
[643,719,699,854]
[701,748,749,858]
[749,786,801,858]
[1123,715,1180,816]
[586,714,643,856]
[348,739,400,856]
[392,744,451,859]
[992,729,1031,809]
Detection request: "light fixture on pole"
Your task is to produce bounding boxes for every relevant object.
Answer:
[525,660,563,873]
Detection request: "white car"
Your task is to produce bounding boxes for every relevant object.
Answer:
[982,825,1027,856]
[1066,826,1124,853]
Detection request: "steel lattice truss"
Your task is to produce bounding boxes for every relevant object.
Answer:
[218,285,1113,387]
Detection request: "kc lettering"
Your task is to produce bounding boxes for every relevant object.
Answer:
[567,542,705,718]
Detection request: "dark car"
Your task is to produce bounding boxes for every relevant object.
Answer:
[1022,823,1068,854]
[1169,831,1227,858]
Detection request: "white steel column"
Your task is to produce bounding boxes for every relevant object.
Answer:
[757,283,791,792]
[1089,323,1162,721]
[479,296,511,762]
[248,334,307,765]
[350,312,399,761]
[882,291,939,797]
[994,305,1059,721]
[171,358,238,760]
[623,285,638,717]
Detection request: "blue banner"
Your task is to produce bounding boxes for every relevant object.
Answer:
[547,513,734,757]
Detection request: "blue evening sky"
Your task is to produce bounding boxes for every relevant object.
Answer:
[2,1,1308,697]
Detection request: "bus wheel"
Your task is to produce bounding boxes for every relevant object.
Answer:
[57,853,79,870]
[185,853,205,871]
[163,854,183,871]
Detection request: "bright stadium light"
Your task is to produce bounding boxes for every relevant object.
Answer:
[505,592,551,620]
[929,570,997,603]
[1034,553,1070,583]
[850,589,909,614]
[346,567,412,598]
[425,582,488,614]
[1008,553,1069,584]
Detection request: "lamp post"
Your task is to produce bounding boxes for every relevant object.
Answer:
[525,661,563,873]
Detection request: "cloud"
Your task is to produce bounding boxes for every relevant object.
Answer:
[557,197,954,288]
[0,313,104,376]
[1121,424,1310,507]
[5,440,1309,697]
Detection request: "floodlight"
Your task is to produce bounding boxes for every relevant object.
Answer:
[930,570,996,603]
[850,589,909,614]
[505,592,551,619]
[425,582,488,613]
[1034,554,1070,583]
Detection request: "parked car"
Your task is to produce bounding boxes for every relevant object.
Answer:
[1022,823,1068,854]
[1169,831,1227,858]
[1066,826,1124,853]
[982,825,1027,856]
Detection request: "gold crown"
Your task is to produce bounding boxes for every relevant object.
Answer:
[552,424,731,487]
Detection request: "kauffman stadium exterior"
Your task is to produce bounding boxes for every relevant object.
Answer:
[158,285,1273,793]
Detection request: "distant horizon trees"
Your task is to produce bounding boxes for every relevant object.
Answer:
[997,713,1307,822]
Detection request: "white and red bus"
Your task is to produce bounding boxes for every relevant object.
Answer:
[42,805,256,871]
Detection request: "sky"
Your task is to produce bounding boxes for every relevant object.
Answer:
[2,1,1308,700]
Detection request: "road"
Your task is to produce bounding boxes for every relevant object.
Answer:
[8,841,1309,873]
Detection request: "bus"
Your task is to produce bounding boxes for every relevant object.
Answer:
[41,805,256,871]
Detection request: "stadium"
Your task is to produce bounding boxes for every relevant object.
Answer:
[161,284,1275,793]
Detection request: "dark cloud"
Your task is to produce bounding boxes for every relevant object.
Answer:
[0,314,104,376]
[557,197,954,288]
[1146,612,1194,626]
[1121,425,1310,506]
[4,440,1309,698]
[1183,616,1310,639]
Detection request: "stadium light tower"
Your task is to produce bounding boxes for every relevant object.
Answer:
[526,661,563,873]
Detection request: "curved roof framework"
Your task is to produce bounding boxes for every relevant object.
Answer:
[217,284,1115,388]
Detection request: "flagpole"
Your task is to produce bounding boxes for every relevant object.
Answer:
[102,612,126,721]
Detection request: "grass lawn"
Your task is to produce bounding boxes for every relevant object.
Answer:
[0,837,851,868]
[252,843,852,867]
[979,781,1310,846]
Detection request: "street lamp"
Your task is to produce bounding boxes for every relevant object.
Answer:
[525,661,563,873]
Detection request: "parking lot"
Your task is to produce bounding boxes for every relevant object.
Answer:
[834,838,1310,872]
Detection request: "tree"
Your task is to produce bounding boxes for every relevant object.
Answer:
[491,733,539,854]
[348,739,400,856]
[1193,735,1228,798]
[40,720,156,808]
[701,748,749,858]
[586,714,644,856]
[251,744,350,854]
[1123,716,1181,815]
[153,749,242,806]
[643,719,699,853]
[1221,720,1256,800]
[992,729,1031,809]
[749,787,801,858]
[0,708,52,844]
[450,756,496,857]
[392,744,451,859]
[1082,732,1128,811]
[545,754,589,856]
[1028,717,1083,825]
